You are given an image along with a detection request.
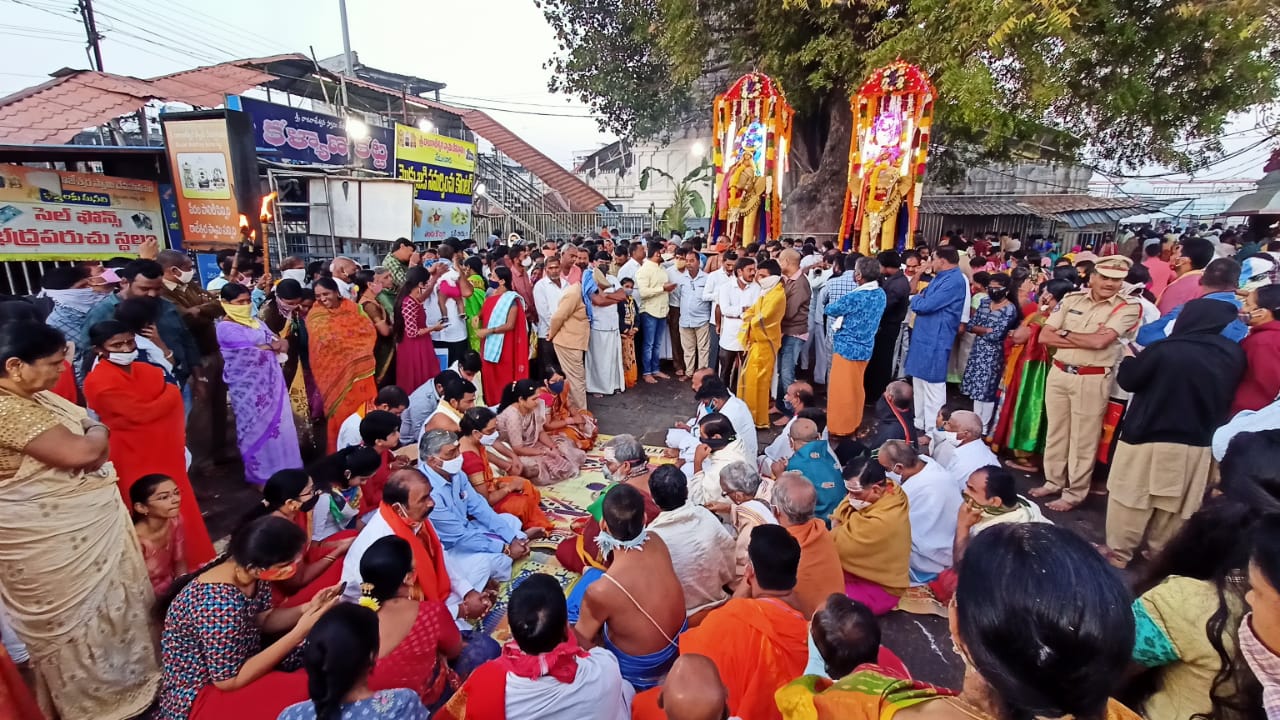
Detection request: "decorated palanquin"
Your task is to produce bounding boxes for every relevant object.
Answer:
[711,72,795,247]
[839,61,935,254]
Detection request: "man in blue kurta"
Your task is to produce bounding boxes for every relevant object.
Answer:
[903,246,967,432]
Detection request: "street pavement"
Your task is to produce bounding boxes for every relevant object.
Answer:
[186,371,1116,691]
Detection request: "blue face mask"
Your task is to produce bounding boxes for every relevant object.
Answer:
[488,279,500,289]
[549,380,565,394]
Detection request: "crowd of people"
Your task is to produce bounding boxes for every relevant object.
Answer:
[0,219,1278,720]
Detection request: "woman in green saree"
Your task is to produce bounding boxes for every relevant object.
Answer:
[462,255,487,353]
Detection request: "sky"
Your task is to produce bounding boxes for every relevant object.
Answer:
[0,0,1274,182]
[0,0,617,166]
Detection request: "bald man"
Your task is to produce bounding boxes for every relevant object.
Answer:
[329,256,359,300]
[630,653,734,720]
[774,472,844,618]
[943,409,998,492]
[783,418,844,524]
[776,249,812,421]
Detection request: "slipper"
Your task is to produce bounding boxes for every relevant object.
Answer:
[1003,459,1040,473]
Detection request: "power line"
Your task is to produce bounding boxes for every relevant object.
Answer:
[96,0,261,59]
[439,92,593,111]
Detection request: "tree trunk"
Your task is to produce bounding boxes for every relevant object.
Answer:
[783,97,852,240]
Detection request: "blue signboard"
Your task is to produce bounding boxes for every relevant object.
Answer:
[195,252,222,288]
[157,183,184,250]
[226,95,393,172]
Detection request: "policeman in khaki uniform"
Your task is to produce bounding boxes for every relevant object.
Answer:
[1030,256,1142,511]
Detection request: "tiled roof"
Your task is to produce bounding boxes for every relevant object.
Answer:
[0,63,274,145]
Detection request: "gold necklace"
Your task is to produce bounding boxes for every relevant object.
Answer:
[947,697,996,720]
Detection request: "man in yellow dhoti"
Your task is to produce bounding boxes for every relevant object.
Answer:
[738,259,786,428]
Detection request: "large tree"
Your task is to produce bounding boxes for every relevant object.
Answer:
[538,0,1280,233]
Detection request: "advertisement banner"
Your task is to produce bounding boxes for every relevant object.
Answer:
[0,164,166,260]
[161,114,243,249]
[228,95,393,172]
[394,123,476,242]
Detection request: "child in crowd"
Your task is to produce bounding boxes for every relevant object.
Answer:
[131,473,188,597]
[308,446,381,542]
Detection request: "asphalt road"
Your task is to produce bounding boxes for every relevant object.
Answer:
[186,370,1117,691]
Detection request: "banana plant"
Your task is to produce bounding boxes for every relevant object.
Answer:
[639,159,712,234]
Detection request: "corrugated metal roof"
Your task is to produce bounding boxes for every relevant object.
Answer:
[921,194,1171,220]
[0,63,275,145]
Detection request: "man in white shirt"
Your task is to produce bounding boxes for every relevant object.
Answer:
[701,249,737,376]
[878,439,960,585]
[665,368,717,464]
[647,464,735,617]
[676,248,712,374]
[664,248,687,378]
[329,256,360,300]
[715,257,759,390]
[944,410,999,492]
[533,255,567,378]
[693,376,758,459]
[453,573,634,719]
[617,241,645,284]
[335,385,410,450]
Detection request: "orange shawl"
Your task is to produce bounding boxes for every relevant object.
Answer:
[304,299,377,419]
[785,519,846,619]
[680,597,809,720]
[378,503,451,603]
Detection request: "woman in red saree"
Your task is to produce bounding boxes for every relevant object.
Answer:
[306,278,378,452]
[248,468,357,609]
[478,266,529,404]
[82,319,215,566]
[358,535,463,711]
[458,406,554,533]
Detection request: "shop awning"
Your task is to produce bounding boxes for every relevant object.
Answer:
[1222,171,1280,216]
[0,63,275,145]
[920,193,1176,226]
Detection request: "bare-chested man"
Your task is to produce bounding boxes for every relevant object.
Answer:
[574,483,687,690]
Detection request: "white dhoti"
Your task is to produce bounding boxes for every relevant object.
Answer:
[586,328,625,395]
[443,512,522,629]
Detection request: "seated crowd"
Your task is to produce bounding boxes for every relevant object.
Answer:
[3,228,1280,720]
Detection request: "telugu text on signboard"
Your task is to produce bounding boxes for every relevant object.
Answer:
[161,115,243,249]
[229,95,392,171]
[0,165,166,260]
[395,124,476,242]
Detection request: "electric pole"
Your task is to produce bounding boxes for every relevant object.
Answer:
[78,0,104,71]
[338,0,353,108]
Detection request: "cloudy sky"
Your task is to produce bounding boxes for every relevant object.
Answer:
[0,0,1273,181]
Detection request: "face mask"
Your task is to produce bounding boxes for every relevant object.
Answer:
[281,268,307,285]
[846,497,872,511]
[702,435,732,451]
[522,257,533,268]
[44,287,105,314]
[299,494,320,513]
[625,288,636,296]
[480,431,499,446]
[675,260,687,270]
[604,462,623,483]
[940,431,959,446]
[257,560,299,581]
[439,455,464,475]
[221,302,257,326]
[987,287,1008,301]
[548,380,565,395]
[488,279,500,289]
[107,350,138,366]
[886,470,902,483]
[177,268,195,284]
[758,275,782,291]
[661,253,674,262]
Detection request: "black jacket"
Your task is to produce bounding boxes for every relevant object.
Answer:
[879,271,911,328]
[1118,298,1246,446]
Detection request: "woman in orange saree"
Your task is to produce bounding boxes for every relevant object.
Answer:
[457,406,554,533]
[541,369,598,452]
[306,278,378,452]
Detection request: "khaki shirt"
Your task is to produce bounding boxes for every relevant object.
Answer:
[1043,290,1141,368]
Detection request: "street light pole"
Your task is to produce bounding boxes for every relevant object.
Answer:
[78,0,104,72]
[338,0,354,108]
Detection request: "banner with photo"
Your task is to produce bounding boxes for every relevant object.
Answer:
[0,164,165,260]
[394,123,476,242]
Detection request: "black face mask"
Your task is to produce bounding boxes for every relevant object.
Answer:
[299,494,320,513]
[988,287,1009,301]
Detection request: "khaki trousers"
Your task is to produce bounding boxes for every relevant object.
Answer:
[1105,498,1184,565]
[553,344,588,411]
[679,324,710,373]
[1041,366,1111,504]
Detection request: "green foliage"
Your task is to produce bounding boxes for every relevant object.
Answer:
[639,160,712,234]
[539,0,1280,175]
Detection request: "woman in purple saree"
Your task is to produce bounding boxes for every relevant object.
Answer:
[216,283,303,486]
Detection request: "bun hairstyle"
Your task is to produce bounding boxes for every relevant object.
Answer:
[498,379,541,413]
[301,603,380,720]
[357,535,413,609]
[241,468,310,524]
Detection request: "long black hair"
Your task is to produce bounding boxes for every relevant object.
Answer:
[956,523,1133,720]
[301,603,380,720]
[241,468,311,524]
[358,535,413,603]
[158,515,306,618]
[1130,429,1279,720]
[497,379,540,413]
[392,265,432,342]
[83,319,131,378]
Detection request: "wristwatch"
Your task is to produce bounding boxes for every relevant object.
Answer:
[1058,329,1071,338]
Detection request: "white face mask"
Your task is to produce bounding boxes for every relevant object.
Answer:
[758,275,782,291]
[886,470,902,483]
[846,497,872,511]
[479,431,499,446]
[281,268,307,285]
[107,350,138,366]
[177,268,195,284]
[522,257,533,269]
[940,431,960,446]
[439,455,464,475]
